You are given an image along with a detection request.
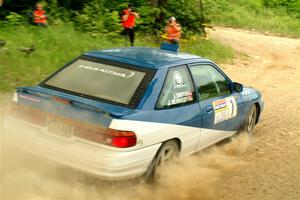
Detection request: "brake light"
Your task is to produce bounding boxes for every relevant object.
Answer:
[73,127,136,148]
[105,128,137,148]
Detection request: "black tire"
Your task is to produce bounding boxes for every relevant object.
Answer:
[143,140,179,183]
[220,105,257,156]
[240,105,257,135]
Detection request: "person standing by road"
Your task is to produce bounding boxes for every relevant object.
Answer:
[165,17,181,44]
[121,4,140,46]
[33,3,48,27]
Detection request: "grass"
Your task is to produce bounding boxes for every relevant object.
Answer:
[209,2,300,38]
[0,24,234,92]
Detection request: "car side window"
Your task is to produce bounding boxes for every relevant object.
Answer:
[156,66,196,109]
[190,64,231,101]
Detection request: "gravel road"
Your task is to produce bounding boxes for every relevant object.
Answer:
[1,27,299,200]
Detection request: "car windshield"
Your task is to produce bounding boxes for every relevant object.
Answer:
[42,57,152,107]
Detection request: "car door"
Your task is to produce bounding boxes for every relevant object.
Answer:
[155,65,202,155]
[189,63,244,149]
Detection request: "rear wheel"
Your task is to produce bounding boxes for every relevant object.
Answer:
[143,140,179,182]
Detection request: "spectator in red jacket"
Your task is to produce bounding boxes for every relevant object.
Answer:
[122,4,140,46]
[165,17,181,44]
[33,3,48,27]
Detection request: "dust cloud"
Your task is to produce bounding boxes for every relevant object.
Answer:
[2,27,300,200]
[0,95,251,200]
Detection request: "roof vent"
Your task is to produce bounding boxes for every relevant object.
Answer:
[160,42,179,52]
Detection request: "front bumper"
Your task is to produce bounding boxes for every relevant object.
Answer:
[2,117,160,181]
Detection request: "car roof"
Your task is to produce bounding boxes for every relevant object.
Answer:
[84,47,206,69]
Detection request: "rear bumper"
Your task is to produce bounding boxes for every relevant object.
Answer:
[3,117,160,181]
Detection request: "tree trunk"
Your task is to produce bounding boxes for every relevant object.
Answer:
[199,0,206,35]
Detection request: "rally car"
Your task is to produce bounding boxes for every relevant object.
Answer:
[5,46,264,181]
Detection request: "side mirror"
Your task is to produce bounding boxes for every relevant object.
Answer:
[233,82,243,92]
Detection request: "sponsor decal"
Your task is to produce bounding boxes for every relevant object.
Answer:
[167,91,194,106]
[213,96,237,124]
[77,65,135,79]
[173,91,193,99]
[173,71,186,89]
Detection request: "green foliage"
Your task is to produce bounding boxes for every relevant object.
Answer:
[0,24,233,92]
[136,6,161,33]
[241,0,264,14]
[5,12,25,26]
[165,0,203,33]
[262,0,300,18]
[103,11,123,34]
[204,0,300,37]
[47,0,72,22]
[202,0,231,21]
[263,0,298,8]
[103,0,129,11]
[1,0,300,39]
[73,0,208,36]
[74,0,106,35]
[182,38,234,64]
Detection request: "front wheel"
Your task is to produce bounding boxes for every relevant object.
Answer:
[243,105,257,135]
[231,105,257,155]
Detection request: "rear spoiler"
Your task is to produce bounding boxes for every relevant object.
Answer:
[16,87,135,118]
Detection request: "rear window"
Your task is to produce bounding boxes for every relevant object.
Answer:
[40,56,155,108]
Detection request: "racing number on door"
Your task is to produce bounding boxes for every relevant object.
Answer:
[212,96,237,124]
[189,64,240,127]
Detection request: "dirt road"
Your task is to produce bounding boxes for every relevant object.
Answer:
[1,27,300,200]
[210,27,300,200]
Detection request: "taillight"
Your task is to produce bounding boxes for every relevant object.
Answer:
[73,127,137,148]
[105,128,137,148]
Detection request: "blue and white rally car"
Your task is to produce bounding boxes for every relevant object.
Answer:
[6,46,263,181]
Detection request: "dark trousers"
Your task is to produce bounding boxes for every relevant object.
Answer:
[35,22,48,27]
[124,28,135,46]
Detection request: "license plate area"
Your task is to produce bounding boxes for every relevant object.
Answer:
[47,120,73,138]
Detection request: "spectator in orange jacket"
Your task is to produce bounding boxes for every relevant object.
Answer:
[165,17,181,44]
[33,3,48,27]
[122,4,140,46]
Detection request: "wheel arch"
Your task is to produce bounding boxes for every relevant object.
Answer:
[172,137,182,151]
[158,138,182,153]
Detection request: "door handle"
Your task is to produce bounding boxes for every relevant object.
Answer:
[206,105,214,114]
